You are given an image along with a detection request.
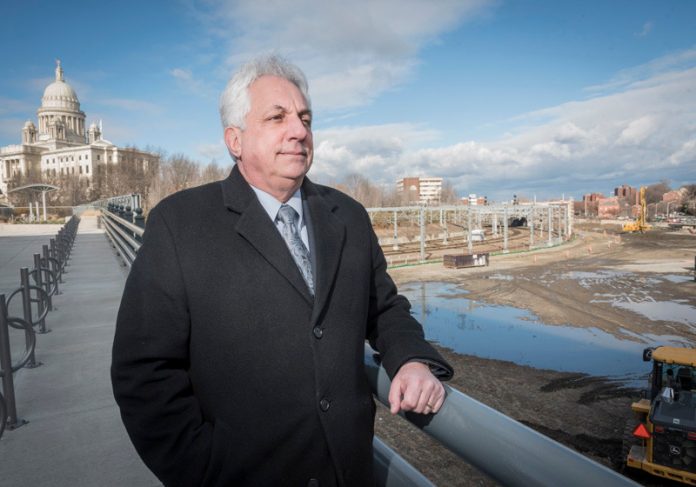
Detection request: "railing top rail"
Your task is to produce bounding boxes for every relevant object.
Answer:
[101,209,144,237]
[363,344,638,487]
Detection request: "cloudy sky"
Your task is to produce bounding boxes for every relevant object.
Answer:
[1,0,695,201]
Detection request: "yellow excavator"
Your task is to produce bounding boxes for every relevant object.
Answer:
[623,186,651,233]
[625,347,696,485]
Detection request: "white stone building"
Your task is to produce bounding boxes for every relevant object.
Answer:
[396,176,443,205]
[0,60,155,198]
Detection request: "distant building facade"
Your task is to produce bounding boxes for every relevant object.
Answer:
[614,184,639,205]
[396,176,443,205]
[0,61,155,198]
[580,187,639,219]
[461,194,486,206]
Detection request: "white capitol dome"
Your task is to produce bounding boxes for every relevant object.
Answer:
[41,60,80,111]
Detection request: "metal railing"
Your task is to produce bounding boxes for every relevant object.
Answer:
[98,204,144,267]
[364,344,638,486]
[0,215,79,438]
[94,197,638,485]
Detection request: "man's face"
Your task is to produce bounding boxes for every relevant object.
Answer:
[226,75,313,199]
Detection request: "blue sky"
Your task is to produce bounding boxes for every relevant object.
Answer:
[1,0,695,202]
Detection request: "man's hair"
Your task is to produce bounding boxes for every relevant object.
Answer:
[219,54,311,130]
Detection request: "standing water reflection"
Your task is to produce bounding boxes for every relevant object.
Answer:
[401,281,692,384]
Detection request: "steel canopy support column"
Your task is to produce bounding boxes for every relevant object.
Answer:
[419,206,425,262]
[392,210,399,250]
[547,207,553,247]
[503,206,509,254]
[467,209,473,254]
[42,191,47,222]
[530,205,535,249]
[557,205,563,243]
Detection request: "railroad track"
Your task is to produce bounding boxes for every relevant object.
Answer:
[380,226,562,265]
[382,227,526,256]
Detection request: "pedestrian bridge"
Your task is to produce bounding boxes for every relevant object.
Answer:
[0,212,637,487]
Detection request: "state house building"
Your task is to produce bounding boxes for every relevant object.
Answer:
[0,60,155,198]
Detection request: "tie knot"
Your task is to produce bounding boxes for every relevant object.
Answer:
[277,204,298,225]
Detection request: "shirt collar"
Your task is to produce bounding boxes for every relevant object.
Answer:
[249,185,304,226]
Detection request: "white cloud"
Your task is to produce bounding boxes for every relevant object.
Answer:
[585,45,696,94]
[637,21,654,37]
[0,98,34,117]
[311,57,696,200]
[197,141,228,161]
[169,67,217,98]
[669,139,696,166]
[616,116,656,146]
[198,0,495,111]
[0,118,23,141]
[100,98,161,114]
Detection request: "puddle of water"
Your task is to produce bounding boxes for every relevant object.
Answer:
[400,281,692,385]
[612,299,696,328]
[561,270,629,281]
[488,274,514,281]
[662,274,694,284]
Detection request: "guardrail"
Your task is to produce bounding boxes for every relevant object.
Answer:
[98,204,144,267]
[94,198,638,485]
[364,344,639,486]
[0,215,79,438]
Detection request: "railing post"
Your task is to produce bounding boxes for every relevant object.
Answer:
[33,254,50,333]
[134,208,145,243]
[49,238,63,283]
[19,268,40,368]
[42,244,60,296]
[0,294,27,431]
[124,205,133,224]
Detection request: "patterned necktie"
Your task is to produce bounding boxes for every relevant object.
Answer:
[277,204,314,295]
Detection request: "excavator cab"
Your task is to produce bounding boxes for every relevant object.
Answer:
[626,347,696,484]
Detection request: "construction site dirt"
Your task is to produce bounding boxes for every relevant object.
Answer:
[375,223,696,486]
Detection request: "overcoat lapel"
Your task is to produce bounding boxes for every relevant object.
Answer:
[221,166,314,304]
[303,179,346,327]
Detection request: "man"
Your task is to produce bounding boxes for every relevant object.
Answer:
[111,55,452,487]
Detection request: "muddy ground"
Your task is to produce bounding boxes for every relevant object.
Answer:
[375,223,696,486]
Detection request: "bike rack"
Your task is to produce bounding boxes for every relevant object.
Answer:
[6,268,51,367]
[0,390,6,439]
[0,294,33,434]
[0,216,80,439]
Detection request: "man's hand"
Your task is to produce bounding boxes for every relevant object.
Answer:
[388,361,445,415]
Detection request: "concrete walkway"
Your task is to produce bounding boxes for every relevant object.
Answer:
[0,216,160,486]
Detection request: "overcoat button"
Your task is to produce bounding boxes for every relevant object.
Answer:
[320,398,330,411]
[313,326,323,339]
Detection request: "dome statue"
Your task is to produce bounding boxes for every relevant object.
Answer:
[41,60,81,111]
[36,60,86,143]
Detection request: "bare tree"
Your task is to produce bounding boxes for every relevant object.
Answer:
[338,173,388,207]
[161,153,200,194]
[200,160,230,185]
[682,183,696,216]
[440,180,458,204]
[645,180,671,204]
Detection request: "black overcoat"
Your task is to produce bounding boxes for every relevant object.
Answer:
[111,166,452,486]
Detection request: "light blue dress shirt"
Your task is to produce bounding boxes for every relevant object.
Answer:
[249,185,310,250]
